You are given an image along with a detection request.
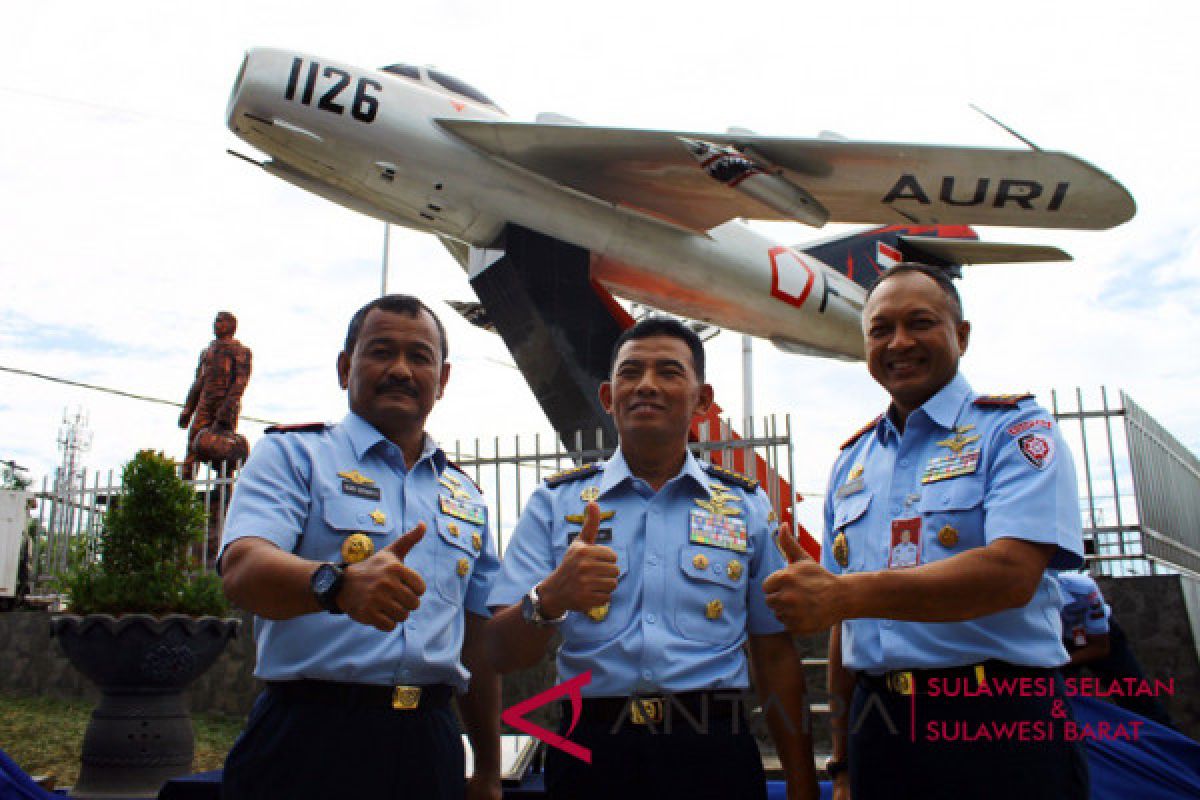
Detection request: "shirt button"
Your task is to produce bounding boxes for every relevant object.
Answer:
[646,613,656,624]
[642,669,653,680]
[942,497,951,506]
[357,513,368,524]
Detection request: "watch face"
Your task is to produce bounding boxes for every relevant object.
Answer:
[313,564,338,594]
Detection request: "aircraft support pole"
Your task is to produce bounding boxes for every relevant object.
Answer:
[381,223,390,296]
[742,333,754,432]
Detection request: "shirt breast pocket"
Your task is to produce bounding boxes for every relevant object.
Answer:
[674,545,746,644]
[832,493,872,571]
[318,496,395,562]
[917,478,985,561]
[433,516,482,603]
[560,546,629,641]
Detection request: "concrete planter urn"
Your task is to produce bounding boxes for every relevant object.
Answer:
[51,613,238,798]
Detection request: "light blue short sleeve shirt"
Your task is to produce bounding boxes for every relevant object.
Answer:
[822,373,1084,673]
[489,449,787,696]
[1056,572,1111,639]
[218,412,499,692]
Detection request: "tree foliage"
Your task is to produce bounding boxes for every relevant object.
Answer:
[58,450,228,616]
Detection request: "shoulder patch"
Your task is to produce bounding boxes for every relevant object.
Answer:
[974,393,1035,408]
[702,462,758,491]
[264,422,328,434]
[545,462,602,488]
[447,460,483,495]
[841,415,882,450]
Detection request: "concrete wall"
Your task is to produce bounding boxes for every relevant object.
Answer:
[1097,573,1200,740]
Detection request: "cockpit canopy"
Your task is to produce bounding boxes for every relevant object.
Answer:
[380,63,501,111]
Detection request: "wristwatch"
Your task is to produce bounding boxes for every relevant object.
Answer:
[825,758,848,778]
[310,562,346,614]
[521,584,566,627]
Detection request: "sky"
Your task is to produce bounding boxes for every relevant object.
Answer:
[1,0,1198,535]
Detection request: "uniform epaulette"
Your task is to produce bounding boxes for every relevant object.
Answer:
[702,462,758,491]
[447,460,483,495]
[264,422,328,434]
[544,462,602,488]
[973,393,1034,408]
[840,415,882,450]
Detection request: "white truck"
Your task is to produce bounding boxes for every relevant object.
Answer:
[0,489,31,610]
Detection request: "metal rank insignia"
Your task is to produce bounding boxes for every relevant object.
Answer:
[832,532,849,568]
[767,509,778,523]
[938,525,960,548]
[471,532,482,551]
[338,470,375,485]
[439,475,472,501]
[564,508,616,525]
[587,603,609,622]
[341,533,375,564]
[580,486,601,502]
[456,557,470,577]
[695,484,742,517]
[921,451,981,484]
[936,429,981,455]
[726,559,743,581]
[848,464,864,481]
[447,522,460,537]
[369,509,387,526]
[705,599,724,620]
[692,553,710,570]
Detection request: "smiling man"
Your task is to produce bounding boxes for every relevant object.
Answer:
[218,295,501,800]
[485,316,817,800]
[763,264,1088,800]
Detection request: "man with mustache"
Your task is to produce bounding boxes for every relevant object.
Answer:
[485,316,818,800]
[764,264,1088,800]
[218,295,502,800]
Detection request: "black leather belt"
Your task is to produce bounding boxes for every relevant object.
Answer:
[267,680,453,710]
[577,690,753,727]
[858,660,1057,696]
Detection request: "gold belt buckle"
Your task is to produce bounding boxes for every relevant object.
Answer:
[886,671,914,696]
[392,685,422,710]
[629,697,664,725]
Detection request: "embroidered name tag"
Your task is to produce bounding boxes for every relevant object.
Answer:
[567,529,614,544]
[439,494,485,526]
[920,451,980,484]
[689,509,748,552]
[341,480,381,501]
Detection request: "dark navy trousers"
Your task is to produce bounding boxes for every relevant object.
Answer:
[544,706,766,800]
[221,687,465,800]
[847,672,1089,800]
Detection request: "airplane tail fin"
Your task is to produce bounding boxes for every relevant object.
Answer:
[799,224,1070,290]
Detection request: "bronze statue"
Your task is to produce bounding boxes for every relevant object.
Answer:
[179,311,253,479]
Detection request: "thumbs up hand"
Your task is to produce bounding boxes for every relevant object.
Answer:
[535,502,619,620]
[338,522,429,632]
[763,522,846,635]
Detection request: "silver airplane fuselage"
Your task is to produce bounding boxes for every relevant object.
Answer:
[227,48,874,360]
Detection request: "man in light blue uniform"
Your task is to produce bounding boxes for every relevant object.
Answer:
[1057,571,1176,728]
[764,264,1088,800]
[486,317,817,800]
[218,295,501,800]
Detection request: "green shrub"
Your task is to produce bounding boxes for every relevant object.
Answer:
[58,450,229,617]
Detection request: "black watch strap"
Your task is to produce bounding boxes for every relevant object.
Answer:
[825,758,848,777]
[311,562,346,614]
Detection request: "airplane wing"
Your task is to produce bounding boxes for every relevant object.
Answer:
[897,236,1071,264]
[436,119,1135,232]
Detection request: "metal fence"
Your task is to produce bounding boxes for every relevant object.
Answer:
[447,415,796,555]
[24,418,795,587]
[1051,388,1200,578]
[27,461,236,590]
